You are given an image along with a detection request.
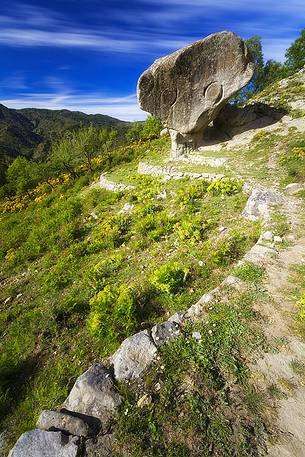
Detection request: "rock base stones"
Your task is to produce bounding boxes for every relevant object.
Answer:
[8,430,79,457]
[137,31,254,156]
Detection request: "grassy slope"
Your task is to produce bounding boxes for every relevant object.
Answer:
[0,137,258,449]
[0,104,130,185]
[1,71,305,455]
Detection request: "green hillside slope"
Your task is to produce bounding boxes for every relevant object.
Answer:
[0,104,130,184]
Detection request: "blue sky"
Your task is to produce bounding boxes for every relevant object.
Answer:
[0,0,304,120]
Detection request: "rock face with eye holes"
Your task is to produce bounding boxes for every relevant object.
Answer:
[137,31,254,157]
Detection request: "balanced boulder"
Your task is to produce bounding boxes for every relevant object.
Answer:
[137,31,254,157]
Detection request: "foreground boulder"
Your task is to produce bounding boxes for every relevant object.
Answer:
[137,31,254,157]
[8,430,79,457]
[63,364,122,431]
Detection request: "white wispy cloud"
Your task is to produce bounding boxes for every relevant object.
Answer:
[2,92,147,121]
[0,0,303,61]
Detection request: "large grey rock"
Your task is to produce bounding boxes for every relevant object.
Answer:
[37,409,91,437]
[110,330,158,382]
[137,31,254,156]
[8,429,79,457]
[243,189,283,221]
[63,364,122,430]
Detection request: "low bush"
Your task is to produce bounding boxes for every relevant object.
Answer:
[96,214,131,248]
[207,178,243,196]
[87,285,137,351]
[175,216,213,244]
[150,262,189,295]
[297,292,305,322]
[212,232,246,267]
[232,262,265,283]
[44,254,79,291]
[88,254,124,290]
[134,212,175,241]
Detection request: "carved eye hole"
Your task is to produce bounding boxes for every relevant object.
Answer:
[161,88,177,106]
[205,82,223,104]
[139,72,154,93]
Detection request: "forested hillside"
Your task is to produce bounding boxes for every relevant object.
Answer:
[0,104,130,184]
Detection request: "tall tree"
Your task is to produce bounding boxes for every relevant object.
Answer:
[246,35,265,93]
[285,28,305,72]
[6,157,41,196]
[49,132,81,178]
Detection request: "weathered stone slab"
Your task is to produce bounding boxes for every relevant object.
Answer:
[110,330,158,382]
[37,409,91,437]
[138,31,254,156]
[8,429,79,457]
[63,364,122,429]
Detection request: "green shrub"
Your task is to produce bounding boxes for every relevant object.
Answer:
[126,116,162,142]
[52,286,90,322]
[279,144,305,181]
[252,131,268,142]
[87,285,136,346]
[297,292,305,322]
[96,214,131,248]
[176,181,209,209]
[134,212,175,241]
[73,174,90,191]
[126,122,144,142]
[141,116,163,140]
[44,254,78,291]
[207,178,243,196]
[212,233,246,266]
[88,254,124,290]
[150,262,189,294]
[175,217,213,244]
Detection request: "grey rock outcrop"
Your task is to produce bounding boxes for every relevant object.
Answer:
[137,31,254,157]
[110,330,158,382]
[8,429,79,457]
[243,189,283,221]
[63,364,122,431]
[37,410,91,437]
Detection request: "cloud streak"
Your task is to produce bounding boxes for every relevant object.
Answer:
[0,0,303,60]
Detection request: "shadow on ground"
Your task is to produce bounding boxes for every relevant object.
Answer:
[199,102,287,147]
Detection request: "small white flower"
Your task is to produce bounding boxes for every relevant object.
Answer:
[208,330,213,335]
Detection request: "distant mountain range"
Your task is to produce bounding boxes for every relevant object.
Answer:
[0,104,130,184]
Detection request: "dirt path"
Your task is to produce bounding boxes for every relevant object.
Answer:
[246,188,305,455]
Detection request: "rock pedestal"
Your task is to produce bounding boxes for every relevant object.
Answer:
[137,31,254,157]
